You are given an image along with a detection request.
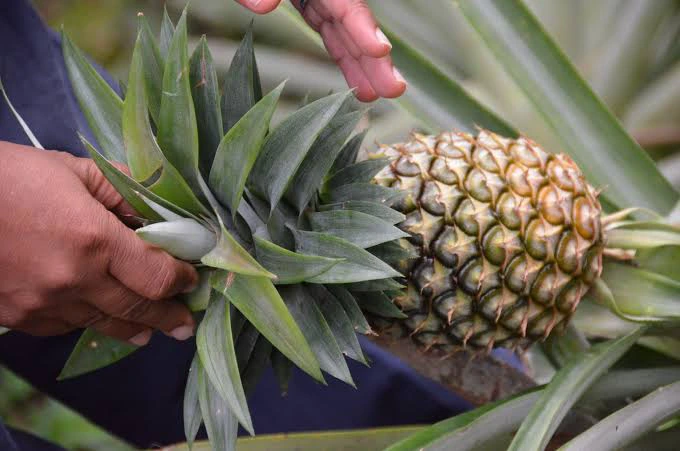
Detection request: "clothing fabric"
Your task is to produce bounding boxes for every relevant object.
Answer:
[0,1,498,449]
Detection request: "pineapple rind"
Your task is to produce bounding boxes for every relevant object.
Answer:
[371,130,605,350]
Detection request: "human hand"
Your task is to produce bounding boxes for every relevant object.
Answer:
[0,142,198,345]
[234,0,406,102]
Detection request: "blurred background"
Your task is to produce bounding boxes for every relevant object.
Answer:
[2,0,679,449]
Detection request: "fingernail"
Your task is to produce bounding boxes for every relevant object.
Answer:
[129,330,152,346]
[248,0,262,7]
[393,66,406,84]
[170,324,194,341]
[376,28,392,49]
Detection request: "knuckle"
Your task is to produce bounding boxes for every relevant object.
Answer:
[45,263,83,292]
[120,299,154,323]
[146,262,179,301]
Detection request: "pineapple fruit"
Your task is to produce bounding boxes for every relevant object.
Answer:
[368,130,604,351]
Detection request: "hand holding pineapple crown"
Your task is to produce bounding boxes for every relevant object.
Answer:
[237,0,407,101]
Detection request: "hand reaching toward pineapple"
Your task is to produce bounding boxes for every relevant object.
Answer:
[0,142,198,345]
[234,0,406,102]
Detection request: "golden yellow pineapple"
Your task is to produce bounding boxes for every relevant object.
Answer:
[370,130,604,351]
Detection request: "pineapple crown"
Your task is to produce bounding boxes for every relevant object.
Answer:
[35,7,408,449]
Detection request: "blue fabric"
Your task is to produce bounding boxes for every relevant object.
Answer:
[0,0,511,449]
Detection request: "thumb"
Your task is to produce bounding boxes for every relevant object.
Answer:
[234,0,283,14]
[58,152,138,219]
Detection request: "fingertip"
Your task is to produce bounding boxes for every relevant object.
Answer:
[237,0,282,14]
[129,329,152,346]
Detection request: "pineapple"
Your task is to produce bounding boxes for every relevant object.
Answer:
[368,130,605,352]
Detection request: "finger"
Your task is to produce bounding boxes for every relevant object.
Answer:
[234,0,282,14]
[93,279,194,339]
[17,317,75,337]
[106,220,198,301]
[89,316,152,346]
[299,2,324,31]
[49,302,106,328]
[321,22,377,101]
[360,55,407,99]
[58,152,138,218]
[322,0,391,58]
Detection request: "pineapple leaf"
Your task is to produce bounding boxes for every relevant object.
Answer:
[201,216,276,279]
[597,263,680,322]
[135,13,163,124]
[292,230,402,283]
[234,323,260,372]
[285,110,363,213]
[80,136,163,221]
[322,182,402,204]
[241,335,272,395]
[190,36,223,178]
[221,24,263,133]
[157,9,201,190]
[136,219,216,261]
[124,36,210,217]
[458,0,678,214]
[327,159,391,189]
[123,35,162,181]
[353,291,407,319]
[249,91,350,213]
[326,286,372,335]
[330,130,367,174]
[197,360,238,451]
[196,291,253,434]
[635,246,680,281]
[385,390,542,451]
[209,83,284,216]
[159,5,175,61]
[81,135,206,223]
[279,285,354,385]
[271,350,293,396]
[182,268,213,312]
[58,329,137,380]
[507,327,645,451]
[604,221,680,249]
[319,201,406,225]
[253,235,343,284]
[307,284,366,364]
[308,210,409,248]
[0,77,43,149]
[211,272,323,383]
[183,355,202,449]
[345,279,405,292]
[561,380,680,451]
[367,240,417,265]
[62,32,125,162]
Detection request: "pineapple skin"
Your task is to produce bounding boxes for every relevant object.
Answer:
[371,130,604,351]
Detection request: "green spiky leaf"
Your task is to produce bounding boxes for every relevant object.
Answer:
[209,83,284,215]
[196,291,253,434]
[221,25,262,133]
[58,329,138,380]
[197,360,238,451]
[135,13,163,124]
[279,285,353,385]
[183,355,202,449]
[292,230,402,283]
[331,130,367,174]
[253,235,342,284]
[157,9,200,189]
[211,272,323,382]
[308,210,408,248]
[285,110,363,212]
[326,286,372,335]
[249,92,350,212]
[327,159,391,189]
[319,201,406,225]
[190,37,223,178]
[62,32,125,162]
